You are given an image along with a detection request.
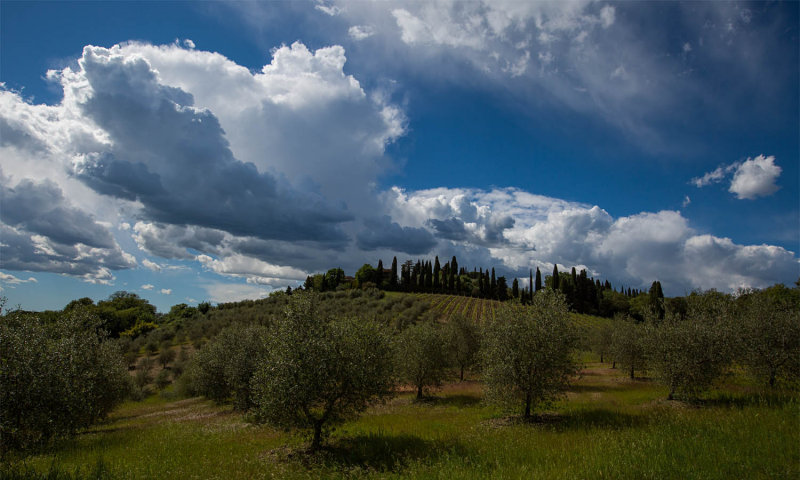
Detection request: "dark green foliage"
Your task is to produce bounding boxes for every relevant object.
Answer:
[250,293,394,451]
[391,257,398,289]
[394,321,448,399]
[481,290,578,417]
[197,301,211,314]
[552,264,560,291]
[648,281,665,319]
[535,267,542,293]
[433,256,441,290]
[376,260,384,288]
[496,276,509,301]
[599,289,631,318]
[94,291,157,337]
[190,323,271,411]
[0,311,129,452]
[355,263,376,287]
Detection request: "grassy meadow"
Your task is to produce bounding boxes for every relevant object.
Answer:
[4,362,797,479]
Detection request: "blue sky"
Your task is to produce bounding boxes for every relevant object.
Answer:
[1,1,797,312]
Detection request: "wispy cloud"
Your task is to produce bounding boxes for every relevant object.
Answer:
[0,272,37,285]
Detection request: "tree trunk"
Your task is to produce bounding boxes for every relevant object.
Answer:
[311,421,323,452]
[630,364,635,380]
[417,383,423,399]
[668,384,676,401]
[524,393,532,418]
[769,369,776,388]
[460,365,464,382]
[612,360,616,369]
[600,353,604,363]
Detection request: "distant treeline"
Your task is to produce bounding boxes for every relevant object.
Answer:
[303,255,660,318]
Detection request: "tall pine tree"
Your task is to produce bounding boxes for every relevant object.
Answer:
[390,257,398,289]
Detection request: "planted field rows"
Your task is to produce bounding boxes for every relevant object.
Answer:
[416,294,501,324]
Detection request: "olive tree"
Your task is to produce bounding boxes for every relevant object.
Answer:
[250,293,394,451]
[647,292,735,400]
[190,323,271,411]
[394,320,448,398]
[0,311,129,452]
[610,315,648,379]
[738,286,800,388]
[589,323,613,364]
[444,314,481,381]
[481,290,578,418]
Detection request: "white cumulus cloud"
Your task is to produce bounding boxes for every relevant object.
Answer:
[729,155,782,199]
[691,154,781,200]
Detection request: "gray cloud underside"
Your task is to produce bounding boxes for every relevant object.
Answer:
[356,216,437,254]
[70,47,352,246]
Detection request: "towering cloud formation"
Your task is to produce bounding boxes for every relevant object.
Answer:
[1,39,795,296]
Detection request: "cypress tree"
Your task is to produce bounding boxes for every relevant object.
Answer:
[376,260,384,288]
[552,264,560,291]
[535,267,542,293]
[529,269,534,300]
[648,281,665,319]
[512,278,519,299]
[390,257,398,289]
[491,268,497,298]
[425,261,433,290]
[496,276,508,301]
[449,256,458,292]
[433,256,441,291]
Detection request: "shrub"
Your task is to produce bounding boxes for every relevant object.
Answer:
[155,369,171,390]
[0,311,129,452]
[481,290,578,418]
[158,347,176,369]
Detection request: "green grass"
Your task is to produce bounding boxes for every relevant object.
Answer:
[4,365,798,479]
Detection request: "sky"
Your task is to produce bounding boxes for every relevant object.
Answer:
[1,0,798,312]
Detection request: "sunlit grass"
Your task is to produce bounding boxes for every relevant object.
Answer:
[4,366,797,479]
